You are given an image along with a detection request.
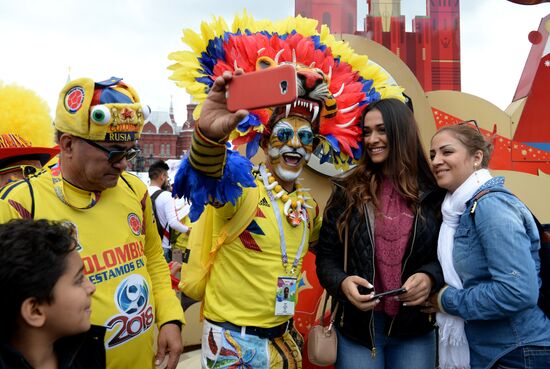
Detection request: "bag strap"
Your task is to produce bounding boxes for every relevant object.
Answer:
[471,188,550,245]
[198,185,261,318]
[203,185,261,272]
[319,224,348,329]
[150,189,167,237]
[216,185,260,246]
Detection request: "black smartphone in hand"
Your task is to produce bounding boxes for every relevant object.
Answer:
[357,286,374,295]
[371,287,407,299]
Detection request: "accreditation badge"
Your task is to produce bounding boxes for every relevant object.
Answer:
[275,276,297,316]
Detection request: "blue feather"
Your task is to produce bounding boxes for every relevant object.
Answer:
[319,152,331,164]
[351,144,362,160]
[325,134,341,153]
[172,150,256,222]
[246,134,261,159]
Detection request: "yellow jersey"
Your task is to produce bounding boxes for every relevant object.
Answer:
[203,175,321,328]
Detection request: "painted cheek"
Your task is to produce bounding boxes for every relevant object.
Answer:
[267,144,282,162]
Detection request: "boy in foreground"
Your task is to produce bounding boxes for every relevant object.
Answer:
[0,219,104,369]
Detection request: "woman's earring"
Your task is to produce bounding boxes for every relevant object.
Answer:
[474,162,480,183]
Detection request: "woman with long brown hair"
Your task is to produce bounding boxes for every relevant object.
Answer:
[316,98,444,369]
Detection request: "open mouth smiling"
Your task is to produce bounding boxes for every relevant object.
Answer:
[282,152,303,166]
[369,147,385,153]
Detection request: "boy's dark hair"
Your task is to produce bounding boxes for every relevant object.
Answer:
[148,160,169,180]
[0,219,77,341]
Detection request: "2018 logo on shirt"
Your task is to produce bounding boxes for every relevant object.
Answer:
[127,213,141,236]
[105,275,154,348]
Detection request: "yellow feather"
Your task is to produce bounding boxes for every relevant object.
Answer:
[200,21,215,42]
[192,104,203,120]
[182,28,206,54]
[212,16,229,36]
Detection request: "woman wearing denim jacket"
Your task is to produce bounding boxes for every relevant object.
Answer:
[316,99,445,369]
[426,124,550,369]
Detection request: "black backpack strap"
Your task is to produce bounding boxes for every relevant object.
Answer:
[120,174,135,194]
[150,189,167,237]
[470,189,544,235]
[25,178,35,219]
[470,188,512,216]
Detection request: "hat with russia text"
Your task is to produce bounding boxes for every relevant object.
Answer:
[55,77,151,142]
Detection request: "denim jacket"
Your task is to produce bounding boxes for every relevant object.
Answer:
[440,177,550,369]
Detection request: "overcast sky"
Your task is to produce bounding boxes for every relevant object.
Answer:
[1,0,549,124]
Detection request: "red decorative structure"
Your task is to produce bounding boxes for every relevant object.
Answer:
[512,14,550,154]
[432,108,550,175]
[295,0,462,92]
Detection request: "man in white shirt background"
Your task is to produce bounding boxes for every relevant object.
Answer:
[148,160,190,262]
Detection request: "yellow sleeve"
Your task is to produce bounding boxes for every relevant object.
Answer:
[0,181,32,222]
[127,174,186,327]
[0,199,23,222]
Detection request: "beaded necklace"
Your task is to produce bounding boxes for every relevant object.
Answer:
[259,165,313,227]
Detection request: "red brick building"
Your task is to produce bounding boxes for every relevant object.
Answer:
[132,99,196,172]
[295,0,461,91]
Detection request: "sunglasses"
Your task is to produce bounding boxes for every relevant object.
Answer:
[0,164,39,178]
[81,138,140,163]
[457,119,481,133]
[276,128,314,145]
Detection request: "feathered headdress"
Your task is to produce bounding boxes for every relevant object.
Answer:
[168,11,404,169]
[168,12,404,219]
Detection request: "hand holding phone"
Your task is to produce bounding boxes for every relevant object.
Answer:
[371,287,407,299]
[226,65,297,112]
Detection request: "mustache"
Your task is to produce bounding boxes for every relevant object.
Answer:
[276,146,308,157]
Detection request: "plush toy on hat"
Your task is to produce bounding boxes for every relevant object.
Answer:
[0,82,59,169]
[55,77,151,142]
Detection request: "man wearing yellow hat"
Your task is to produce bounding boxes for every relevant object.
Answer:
[0,82,59,187]
[0,77,185,369]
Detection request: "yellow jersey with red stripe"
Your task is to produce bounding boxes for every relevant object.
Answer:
[0,170,185,369]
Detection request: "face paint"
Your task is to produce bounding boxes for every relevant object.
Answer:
[266,116,314,184]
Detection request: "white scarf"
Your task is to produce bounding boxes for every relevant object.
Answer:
[436,168,492,369]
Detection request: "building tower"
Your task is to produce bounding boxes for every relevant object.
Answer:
[428,0,461,90]
[169,95,178,133]
[365,0,406,58]
[295,1,461,92]
[295,0,357,34]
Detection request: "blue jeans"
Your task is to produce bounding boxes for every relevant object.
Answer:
[335,312,436,369]
[163,247,172,263]
[492,346,550,369]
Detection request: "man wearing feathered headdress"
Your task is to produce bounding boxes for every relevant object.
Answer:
[0,82,59,187]
[169,12,404,369]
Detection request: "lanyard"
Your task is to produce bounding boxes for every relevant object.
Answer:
[259,164,307,276]
[50,164,101,210]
